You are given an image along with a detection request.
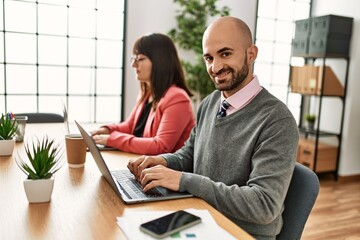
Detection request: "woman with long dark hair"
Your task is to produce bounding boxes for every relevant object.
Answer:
[91,33,195,155]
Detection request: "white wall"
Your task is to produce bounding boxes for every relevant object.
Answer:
[124,0,257,116]
[312,0,360,176]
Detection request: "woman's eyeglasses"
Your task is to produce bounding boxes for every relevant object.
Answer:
[130,55,148,64]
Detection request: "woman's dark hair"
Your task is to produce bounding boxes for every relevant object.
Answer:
[133,33,193,108]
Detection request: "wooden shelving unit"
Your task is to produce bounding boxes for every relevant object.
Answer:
[290,55,350,179]
[289,15,353,179]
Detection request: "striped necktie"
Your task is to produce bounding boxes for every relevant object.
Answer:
[217,100,230,118]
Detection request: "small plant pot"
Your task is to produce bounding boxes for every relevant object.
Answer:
[0,138,15,156]
[23,177,55,203]
[306,121,315,130]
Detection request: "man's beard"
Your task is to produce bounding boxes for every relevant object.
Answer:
[212,57,249,92]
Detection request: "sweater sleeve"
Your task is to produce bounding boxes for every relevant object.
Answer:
[161,125,196,172]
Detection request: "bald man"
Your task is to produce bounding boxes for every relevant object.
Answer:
[128,16,299,240]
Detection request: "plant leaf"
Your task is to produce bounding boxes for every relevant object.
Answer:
[15,136,63,180]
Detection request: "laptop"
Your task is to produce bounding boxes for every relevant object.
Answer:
[63,103,115,151]
[75,121,193,204]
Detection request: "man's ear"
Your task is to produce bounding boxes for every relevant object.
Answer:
[247,44,258,64]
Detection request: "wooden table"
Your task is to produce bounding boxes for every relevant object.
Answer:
[0,123,254,240]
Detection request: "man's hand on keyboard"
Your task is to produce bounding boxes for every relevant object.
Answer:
[127,155,167,180]
[139,165,182,192]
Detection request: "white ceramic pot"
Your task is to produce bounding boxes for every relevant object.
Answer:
[23,177,55,203]
[0,138,15,156]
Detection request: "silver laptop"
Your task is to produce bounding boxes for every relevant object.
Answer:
[63,103,115,151]
[75,121,193,204]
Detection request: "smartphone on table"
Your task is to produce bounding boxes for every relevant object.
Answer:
[140,210,202,239]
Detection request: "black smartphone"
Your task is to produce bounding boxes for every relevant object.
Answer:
[139,210,202,239]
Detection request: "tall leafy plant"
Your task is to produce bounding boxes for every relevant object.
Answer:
[168,0,230,99]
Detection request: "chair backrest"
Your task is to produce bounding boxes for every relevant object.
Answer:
[15,113,64,123]
[277,163,320,240]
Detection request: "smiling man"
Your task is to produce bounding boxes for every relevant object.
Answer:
[202,16,254,98]
[128,16,299,240]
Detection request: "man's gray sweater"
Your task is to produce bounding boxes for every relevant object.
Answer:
[162,88,299,239]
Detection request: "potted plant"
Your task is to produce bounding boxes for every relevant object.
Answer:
[0,113,18,156]
[168,0,230,100]
[305,114,316,129]
[15,136,63,203]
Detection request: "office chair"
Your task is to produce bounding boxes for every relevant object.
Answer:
[14,113,64,123]
[277,163,320,240]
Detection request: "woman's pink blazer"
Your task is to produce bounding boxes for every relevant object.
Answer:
[105,85,195,155]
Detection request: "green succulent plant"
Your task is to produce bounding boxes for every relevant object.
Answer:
[0,113,18,140]
[16,136,64,180]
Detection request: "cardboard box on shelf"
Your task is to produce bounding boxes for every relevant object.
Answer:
[291,65,344,96]
[297,138,338,172]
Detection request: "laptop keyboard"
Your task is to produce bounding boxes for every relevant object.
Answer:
[112,170,163,199]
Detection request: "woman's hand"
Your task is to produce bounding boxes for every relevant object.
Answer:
[92,134,109,146]
[90,127,110,145]
[90,127,110,136]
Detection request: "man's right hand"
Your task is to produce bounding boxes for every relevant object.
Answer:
[127,155,167,181]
